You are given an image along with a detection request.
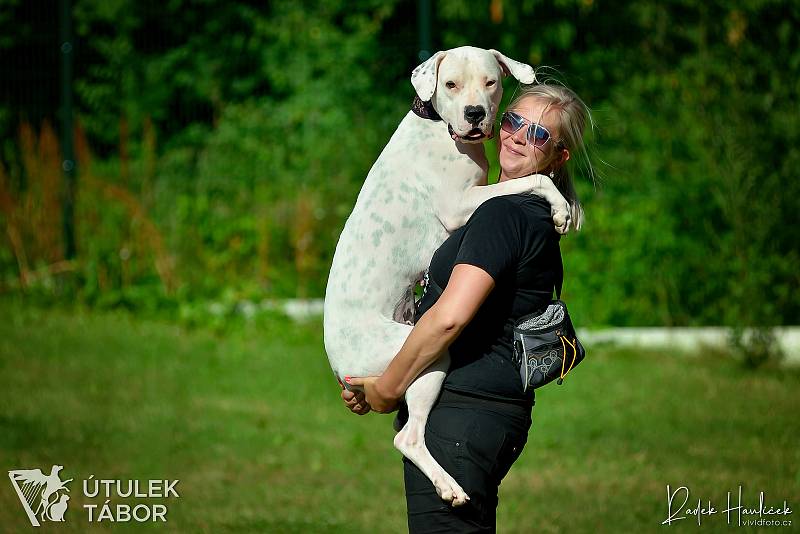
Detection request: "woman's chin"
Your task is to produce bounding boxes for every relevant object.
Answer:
[499,161,526,178]
[500,155,530,171]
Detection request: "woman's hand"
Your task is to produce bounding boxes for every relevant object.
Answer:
[342,265,494,415]
[346,376,399,414]
[341,387,371,415]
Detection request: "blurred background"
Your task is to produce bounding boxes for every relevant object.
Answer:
[1,1,798,532]
[2,0,797,331]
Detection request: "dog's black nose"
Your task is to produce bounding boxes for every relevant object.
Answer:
[464,105,486,126]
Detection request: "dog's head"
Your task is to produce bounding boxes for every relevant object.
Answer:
[411,46,536,143]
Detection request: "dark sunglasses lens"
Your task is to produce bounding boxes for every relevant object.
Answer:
[531,125,550,147]
[500,113,520,134]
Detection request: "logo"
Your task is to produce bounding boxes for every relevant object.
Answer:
[8,465,180,526]
[8,465,73,526]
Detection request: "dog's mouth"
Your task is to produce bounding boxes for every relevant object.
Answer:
[448,124,492,143]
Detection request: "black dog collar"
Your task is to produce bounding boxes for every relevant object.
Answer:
[411,95,441,121]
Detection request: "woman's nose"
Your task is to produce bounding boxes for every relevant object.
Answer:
[511,126,528,145]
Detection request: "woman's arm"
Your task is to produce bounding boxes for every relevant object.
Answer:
[348,263,495,412]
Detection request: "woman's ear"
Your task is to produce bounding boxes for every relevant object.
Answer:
[411,51,446,101]
[559,148,571,166]
[550,148,570,173]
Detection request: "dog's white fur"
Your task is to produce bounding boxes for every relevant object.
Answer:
[324,47,571,506]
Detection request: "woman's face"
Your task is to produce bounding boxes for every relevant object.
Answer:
[498,96,565,181]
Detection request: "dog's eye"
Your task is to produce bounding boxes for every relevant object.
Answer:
[445,81,456,89]
[486,80,496,87]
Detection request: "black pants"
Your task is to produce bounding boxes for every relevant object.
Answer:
[402,389,533,533]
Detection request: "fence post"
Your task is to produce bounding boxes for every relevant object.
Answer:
[417,0,432,62]
[59,0,76,260]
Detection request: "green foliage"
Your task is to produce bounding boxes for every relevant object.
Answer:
[1,0,798,327]
[569,0,800,327]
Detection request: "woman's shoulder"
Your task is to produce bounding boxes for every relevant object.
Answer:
[474,194,553,225]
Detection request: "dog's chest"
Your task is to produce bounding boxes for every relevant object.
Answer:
[373,114,487,196]
[329,113,488,297]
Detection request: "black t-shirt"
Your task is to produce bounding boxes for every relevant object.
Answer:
[416,194,562,402]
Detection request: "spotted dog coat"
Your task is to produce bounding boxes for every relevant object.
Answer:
[323,47,572,506]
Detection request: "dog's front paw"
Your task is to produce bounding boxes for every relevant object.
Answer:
[434,478,470,507]
[552,201,572,235]
[450,486,470,507]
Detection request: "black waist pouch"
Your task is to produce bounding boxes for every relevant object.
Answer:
[511,300,585,392]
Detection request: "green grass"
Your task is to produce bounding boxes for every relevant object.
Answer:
[1,298,798,533]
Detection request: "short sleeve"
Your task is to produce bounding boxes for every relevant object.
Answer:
[453,197,526,281]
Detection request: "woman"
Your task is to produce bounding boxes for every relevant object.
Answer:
[344,82,592,532]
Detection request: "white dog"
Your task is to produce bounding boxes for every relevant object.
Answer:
[324,46,572,506]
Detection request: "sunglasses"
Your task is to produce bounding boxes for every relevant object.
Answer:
[500,111,554,148]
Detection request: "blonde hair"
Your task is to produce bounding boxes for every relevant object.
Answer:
[507,81,594,229]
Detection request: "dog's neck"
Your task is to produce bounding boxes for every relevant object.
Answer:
[411,95,441,121]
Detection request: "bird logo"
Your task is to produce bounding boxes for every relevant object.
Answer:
[8,465,73,526]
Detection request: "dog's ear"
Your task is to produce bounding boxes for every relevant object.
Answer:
[489,50,536,84]
[411,51,446,101]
